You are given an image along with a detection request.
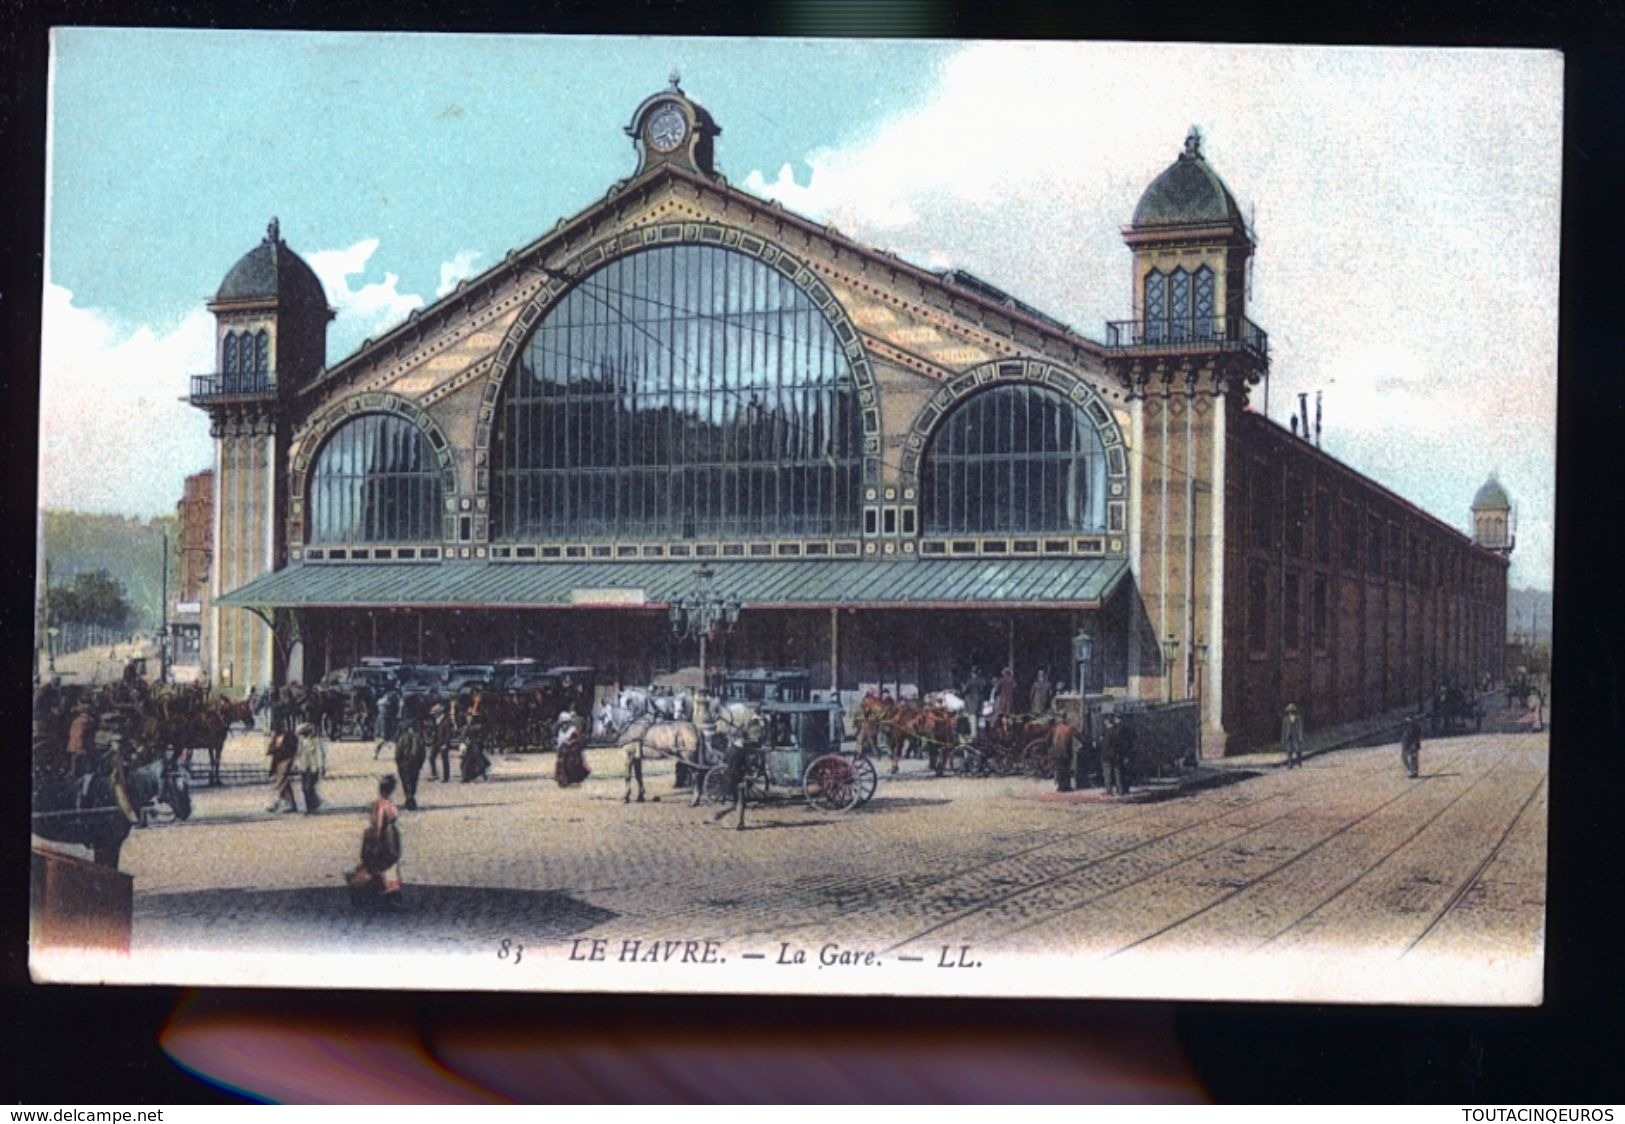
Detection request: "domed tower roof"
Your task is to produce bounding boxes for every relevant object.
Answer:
[1132,128,1246,228]
[213,218,329,314]
[1473,476,1512,511]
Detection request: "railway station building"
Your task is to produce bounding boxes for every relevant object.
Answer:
[196,80,1510,753]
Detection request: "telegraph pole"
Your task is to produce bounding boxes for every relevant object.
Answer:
[160,531,170,684]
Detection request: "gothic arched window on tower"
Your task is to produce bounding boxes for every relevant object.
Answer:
[921,383,1108,536]
[254,330,270,380]
[309,414,444,544]
[1143,269,1166,343]
[1193,266,1216,339]
[222,332,239,389]
[1169,267,1191,341]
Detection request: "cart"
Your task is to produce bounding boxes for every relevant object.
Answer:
[699,700,878,812]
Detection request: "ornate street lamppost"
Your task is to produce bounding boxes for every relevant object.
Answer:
[668,566,742,695]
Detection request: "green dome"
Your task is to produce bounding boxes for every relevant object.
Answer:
[215,218,327,313]
[1473,477,1511,510]
[1132,129,1245,228]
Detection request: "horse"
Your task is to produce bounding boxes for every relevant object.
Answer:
[618,717,705,803]
[594,699,638,740]
[216,696,256,731]
[924,690,966,715]
[882,701,960,776]
[167,707,230,787]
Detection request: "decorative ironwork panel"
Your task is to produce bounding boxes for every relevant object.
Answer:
[493,244,864,541]
[921,383,1108,535]
[308,414,444,544]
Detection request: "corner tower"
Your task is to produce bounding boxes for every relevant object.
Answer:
[1472,476,1515,556]
[190,218,332,693]
[1103,129,1270,756]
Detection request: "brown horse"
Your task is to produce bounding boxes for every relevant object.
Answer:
[881,701,960,775]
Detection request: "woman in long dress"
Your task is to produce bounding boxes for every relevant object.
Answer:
[554,713,591,787]
[350,776,404,908]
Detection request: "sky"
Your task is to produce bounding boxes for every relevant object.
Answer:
[40,32,1561,590]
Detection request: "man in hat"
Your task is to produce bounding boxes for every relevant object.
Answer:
[395,716,426,810]
[1029,668,1054,716]
[1101,713,1135,797]
[1400,713,1423,779]
[428,704,453,782]
[297,722,326,814]
[1281,703,1305,769]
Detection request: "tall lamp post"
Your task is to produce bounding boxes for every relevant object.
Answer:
[668,566,742,695]
[1163,633,1181,703]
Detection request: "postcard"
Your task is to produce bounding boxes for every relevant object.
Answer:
[31,32,1557,1003]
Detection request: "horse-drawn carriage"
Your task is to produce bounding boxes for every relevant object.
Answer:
[1429,684,1483,736]
[466,666,597,752]
[698,701,878,812]
[952,713,1060,778]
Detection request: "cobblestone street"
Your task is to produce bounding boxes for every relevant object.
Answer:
[79,723,1547,1003]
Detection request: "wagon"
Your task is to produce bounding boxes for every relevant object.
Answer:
[700,700,878,812]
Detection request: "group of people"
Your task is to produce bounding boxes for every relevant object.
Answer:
[958,666,1057,735]
[1047,710,1137,796]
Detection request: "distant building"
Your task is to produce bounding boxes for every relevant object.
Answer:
[168,469,213,672]
[191,82,1509,751]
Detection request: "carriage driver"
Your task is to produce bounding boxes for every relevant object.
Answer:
[709,723,760,831]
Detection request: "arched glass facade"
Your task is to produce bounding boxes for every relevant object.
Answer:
[921,384,1107,535]
[309,414,444,544]
[493,244,864,541]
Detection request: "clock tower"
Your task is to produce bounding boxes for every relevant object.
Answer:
[625,73,721,178]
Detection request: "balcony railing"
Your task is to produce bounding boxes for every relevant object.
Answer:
[188,371,277,404]
[1105,316,1269,361]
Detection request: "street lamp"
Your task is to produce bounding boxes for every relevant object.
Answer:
[668,565,742,696]
[1163,633,1181,703]
[47,627,59,673]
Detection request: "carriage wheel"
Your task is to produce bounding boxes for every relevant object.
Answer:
[804,754,859,811]
[1023,737,1054,779]
[697,764,729,807]
[949,745,982,777]
[853,755,879,806]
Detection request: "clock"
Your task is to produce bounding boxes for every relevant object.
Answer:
[647,104,689,153]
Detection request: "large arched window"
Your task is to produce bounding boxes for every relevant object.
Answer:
[309,414,444,543]
[492,244,864,541]
[1144,268,1166,342]
[921,384,1107,535]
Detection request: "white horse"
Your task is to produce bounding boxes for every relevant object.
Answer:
[924,690,966,714]
[594,700,637,739]
[619,717,705,803]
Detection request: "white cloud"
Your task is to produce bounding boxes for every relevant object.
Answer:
[740,42,1561,587]
[435,249,483,298]
[306,237,425,343]
[38,283,215,517]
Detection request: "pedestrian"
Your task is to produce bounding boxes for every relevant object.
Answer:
[65,704,97,780]
[554,713,591,788]
[1101,713,1135,797]
[960,668,986,736]
[348,776,404,909]
[1281,703,1305,769]
[1401,714,1423,778]
[374,686,401,759]
[265,726,300,813]
[710,729,754,831]
[395,717,426,811]
[297,722,325,814]
[1029,669,1053,716]
[1049,715,1076,793]
[428,704,453,782]
[993,667,1018,718]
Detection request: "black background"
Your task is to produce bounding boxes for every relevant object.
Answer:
[3,0,1621,1104]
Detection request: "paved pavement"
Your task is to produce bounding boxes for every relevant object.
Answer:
[98,722,1546,1002]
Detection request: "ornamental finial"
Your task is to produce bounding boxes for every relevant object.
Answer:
[1183,126,1202,158]
[267,216,281,243]
[668,68,682,91]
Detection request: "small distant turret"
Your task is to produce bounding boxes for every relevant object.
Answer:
[1472,475,1514,555]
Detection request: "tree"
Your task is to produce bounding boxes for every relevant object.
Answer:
[48,569,135,631]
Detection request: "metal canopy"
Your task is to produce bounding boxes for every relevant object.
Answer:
[217,556,1129,612]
